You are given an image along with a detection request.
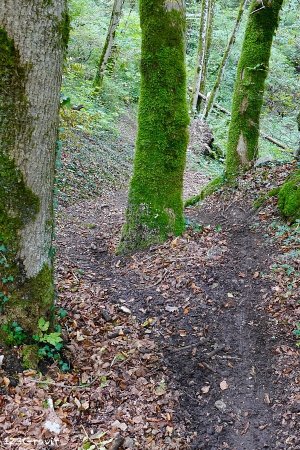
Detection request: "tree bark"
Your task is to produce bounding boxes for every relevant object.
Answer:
[94,0,125,88]
[203,0,248,119]
[225,0,284,178]
[295,111,300,159]
[0,0,68,340]
[191,0,215,114]
[198,92,291,151]
[118,0,189,253]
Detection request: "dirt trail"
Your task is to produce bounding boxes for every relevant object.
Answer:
[55,171,298,449]
[179,203,281,449]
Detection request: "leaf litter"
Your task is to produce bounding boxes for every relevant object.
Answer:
[0,162,299,449]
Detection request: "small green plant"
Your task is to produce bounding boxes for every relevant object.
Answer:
[58,307,68,319]
[1,275,14,284]
[1,322,27,345]
[33,317,69,372]
[184,217,203,232]
[293,322,300,347]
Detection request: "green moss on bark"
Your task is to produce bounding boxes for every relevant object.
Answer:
[185,174,225,207]
[21,344,41,369]
[57,9,70,50]
[0,29,38,262]
[278,171,300,222]
[0,29,54,341]
[225,0,284,178]
[119,0,189,253]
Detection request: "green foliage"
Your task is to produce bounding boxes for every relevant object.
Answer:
[58,307,68,318]
[186,0,299,161]
[63,0,141,128]
[293,322,300,347]
[0,322,27,346]
[270,219,300,246]
[0,313,69,371]
[184,217,204,233]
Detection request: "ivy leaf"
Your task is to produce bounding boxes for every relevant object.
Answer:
[58,308,68,318]
[38,317,50,332]
[41,332,63,346]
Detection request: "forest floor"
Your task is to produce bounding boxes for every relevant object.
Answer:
[0,121,299,449]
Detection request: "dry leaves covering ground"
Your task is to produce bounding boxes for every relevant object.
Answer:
[0,163,299,450]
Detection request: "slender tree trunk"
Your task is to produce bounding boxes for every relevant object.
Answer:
[118,0,189,253]
[191,0,215,114]
[203,0,248,119]
[295,111,300,159]
[94,0,125,88]
[198,91,291,151]
[0,0,68,340]
[225,0,284,178]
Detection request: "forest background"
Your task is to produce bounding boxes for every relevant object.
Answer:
[59,0,299,207]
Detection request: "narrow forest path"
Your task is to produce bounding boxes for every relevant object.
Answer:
[55,164,299,450]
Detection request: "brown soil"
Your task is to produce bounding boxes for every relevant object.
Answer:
[54,164,298,448]
[0,162,299,449]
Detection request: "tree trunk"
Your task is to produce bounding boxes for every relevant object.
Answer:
[203,0,248,119]
[295,111,300,159]
[118,0,189,253]
[191,0,215,114]
[225,0,284,178]
[94,0,125,88]
[0,1,68,341]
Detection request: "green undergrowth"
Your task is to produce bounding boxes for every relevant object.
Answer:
[187,0,299,158]
[0,309,69,371]
[57,1,143,204]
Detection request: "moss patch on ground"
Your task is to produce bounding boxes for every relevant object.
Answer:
[278,170,300,222]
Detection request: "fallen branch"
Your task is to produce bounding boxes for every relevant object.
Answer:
[197,92,293,151]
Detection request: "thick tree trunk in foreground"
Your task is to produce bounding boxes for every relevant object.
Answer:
[191,0,215,114]
[203,0,248,119]
[225,0,283,178]
[0,1,68,341]
[94,0,125,88]
[119,0,189,253]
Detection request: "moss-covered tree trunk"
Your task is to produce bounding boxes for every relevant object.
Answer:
[0,1,68,342]
[118,0,189,253]
[225,0,283,178]
[94,0,125,88]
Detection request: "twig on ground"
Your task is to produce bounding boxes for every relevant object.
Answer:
[207,344,226,358]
